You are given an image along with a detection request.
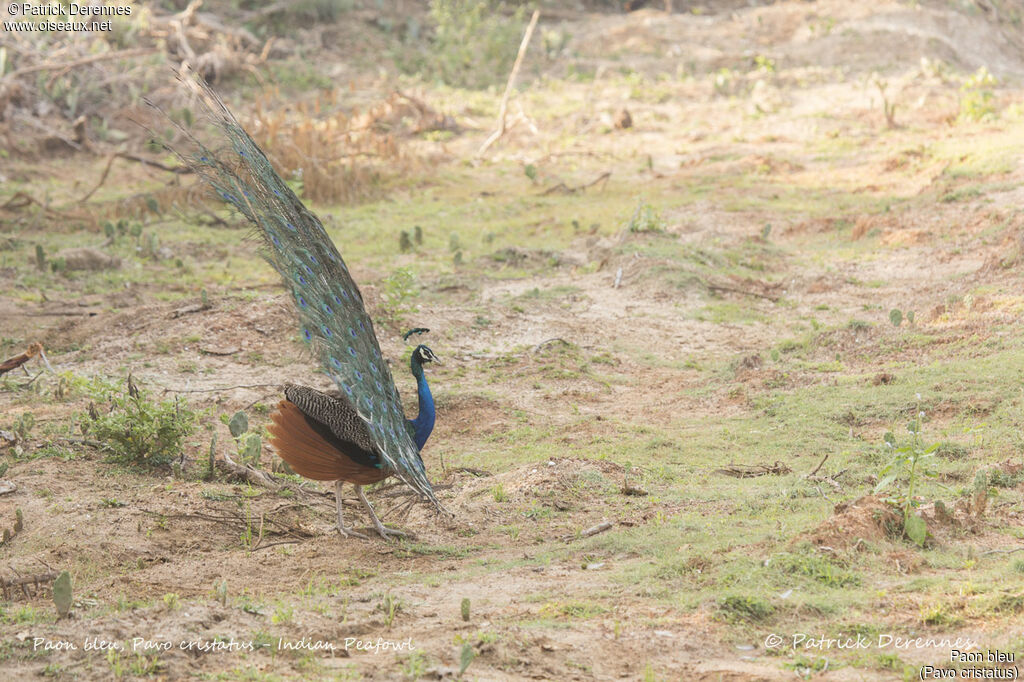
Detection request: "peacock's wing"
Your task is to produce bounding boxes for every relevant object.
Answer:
[165,76,440,511]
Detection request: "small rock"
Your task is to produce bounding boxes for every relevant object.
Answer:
[55,247,120,272]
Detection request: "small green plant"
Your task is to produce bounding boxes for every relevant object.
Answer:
[87,376,198,470]
[626,200,665,234]
[10,411,35,446]
[53,571,72,618]
[459,642,475,675]
[380,267,418,323]
[460,597,470,622]
[875,400,938,546]
[379,593,403,629]
[402,651,430,680]
[719,595,774,623]
[272,603,294,624]
[214,579,228,606]
[491,483,507,503]
[959,66,998,122]
[162,593,180,611]
[224,410,262,467]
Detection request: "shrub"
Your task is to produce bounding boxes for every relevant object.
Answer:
[87,376,198,469]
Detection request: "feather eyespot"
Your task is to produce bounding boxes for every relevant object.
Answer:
[333,295,342,305]
[355,370,363,381]
[344,384,353,395]
[348,346,356,357]
[375,381,383,392]
[200,156,208,162]
[303,265,313,275]
[340,289,350,299]
[322,303,332,315]
[358,320,365,330]
[370,363,378,374]
[330,356,341,368]
[273,189,281,197]
[309,255,318,264]
[321,325,332,337]
[365,397,373,409]
[271,234,281,246]
[286,223,297,231]
[297,275,307,286]
[348,328,356,338]
[303,329,312,342]
[297,295,307,308]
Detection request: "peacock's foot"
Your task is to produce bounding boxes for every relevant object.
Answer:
[336,523,369,540]
[373,525,407,541]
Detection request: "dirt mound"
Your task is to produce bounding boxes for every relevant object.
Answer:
[802,495,900,550]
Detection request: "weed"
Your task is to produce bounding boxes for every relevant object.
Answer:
[875,399,938,546]
[719,595,774,623]
[87,376,198,470]
[224,410,262,467]
[380,267,418,323]
[626,200,665,234]
[379,593,403,629]
[959,66,997,122]
[272,603,294,624]
[402,651,430,680]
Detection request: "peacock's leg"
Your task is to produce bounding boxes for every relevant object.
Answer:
[334,480,368,540]
[354,485,406,540]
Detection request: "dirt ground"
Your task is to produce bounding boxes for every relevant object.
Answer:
[2,1,1024,680]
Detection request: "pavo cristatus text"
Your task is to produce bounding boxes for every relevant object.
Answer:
[167,78,445,539]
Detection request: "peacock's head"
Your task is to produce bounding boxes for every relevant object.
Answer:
[414,344,442,366]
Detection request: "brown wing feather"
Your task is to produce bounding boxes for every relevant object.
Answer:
[267,400,390,484]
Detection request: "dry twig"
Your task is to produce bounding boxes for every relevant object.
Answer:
[476,9,541,158]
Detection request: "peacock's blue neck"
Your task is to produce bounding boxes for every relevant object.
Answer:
[408,356,435,451]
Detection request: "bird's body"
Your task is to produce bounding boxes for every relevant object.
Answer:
[168,77,444,538]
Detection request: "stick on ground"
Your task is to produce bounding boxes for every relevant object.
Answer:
[476,9,541,159]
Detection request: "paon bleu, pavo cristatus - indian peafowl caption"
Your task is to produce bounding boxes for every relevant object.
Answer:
[165,77,447,540]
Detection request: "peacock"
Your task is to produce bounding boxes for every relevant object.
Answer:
[164,77,446,539]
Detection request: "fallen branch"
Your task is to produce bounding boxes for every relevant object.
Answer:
[3,47,158,81]
[561,520,613,542]
[453,467,492,477]
[980,546,1024,557]
[77,155,117,203]
[706,282,781,302]
[170,300,213,318]
[0,571,59,601]
[216,449,281,490]
[715,461,792,478]
[476,9,540,159]
[0,342,44,376]
[806,453,829,477]
[158,381,280,394]
[540,171,611,196]
[532,338,571,353]
[0,192,85,220]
